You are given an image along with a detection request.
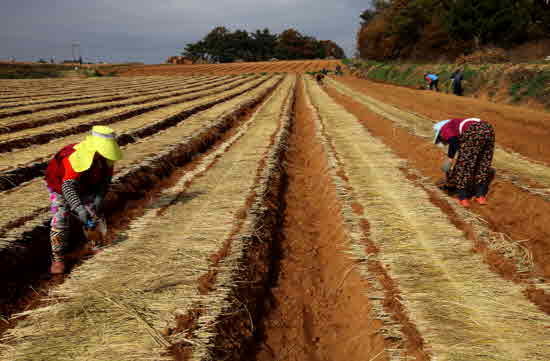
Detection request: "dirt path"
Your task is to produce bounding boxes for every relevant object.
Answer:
[305,76,550,360]
[251,77,389,361]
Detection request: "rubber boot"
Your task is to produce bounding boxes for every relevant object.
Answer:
[474,183,489,205]
[457,189,471,207]
[474,196,488,205]
[458,198,471,207]
[50,260,66,275]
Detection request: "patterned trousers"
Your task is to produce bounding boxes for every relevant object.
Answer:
[48,188,94,262]
[449,122,495,199]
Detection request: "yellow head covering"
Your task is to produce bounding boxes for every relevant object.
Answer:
[68,126,123,172]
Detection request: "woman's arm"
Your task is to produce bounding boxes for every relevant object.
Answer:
[447,136,459,159]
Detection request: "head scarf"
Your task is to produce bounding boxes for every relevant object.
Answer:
[433,119,451,144]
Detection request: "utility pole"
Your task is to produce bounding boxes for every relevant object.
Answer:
[71,41,80,62]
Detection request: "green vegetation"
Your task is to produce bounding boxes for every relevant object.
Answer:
[0,63,70,79]
[357,0,550,61]
[508,70,550,103]
[343,59,550,109]
[183,27,345,63]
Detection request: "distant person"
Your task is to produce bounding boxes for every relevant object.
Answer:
[450,68,464,96]
[315,72,325,85]
[424,72,439,91]
[335,64,343,76]
[433,118,495,207]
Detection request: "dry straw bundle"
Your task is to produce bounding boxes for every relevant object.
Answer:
[306,76,550,361]
[0,75,265,174]
[0,76,213,108]
[0,75,279,256]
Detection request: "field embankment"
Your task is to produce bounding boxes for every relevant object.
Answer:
[345,60,550,110]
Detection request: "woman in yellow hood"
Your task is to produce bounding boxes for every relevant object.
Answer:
[45,126,122,274]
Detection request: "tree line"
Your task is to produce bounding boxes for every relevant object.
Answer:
[357,0,550,60]
[183,27,345,63]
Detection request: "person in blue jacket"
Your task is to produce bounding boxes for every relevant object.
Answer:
[424,72,439,91]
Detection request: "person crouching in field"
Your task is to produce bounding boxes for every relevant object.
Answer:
[424,72,439,91]
[433,118,495,207]
[45,126,123,274]
[316,72,325,85]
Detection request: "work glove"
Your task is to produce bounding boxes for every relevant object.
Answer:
[75,205,93,226]
[441,159,453,173]
[92,195,105,216]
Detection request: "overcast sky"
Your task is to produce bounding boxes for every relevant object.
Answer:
[0,0,370,64]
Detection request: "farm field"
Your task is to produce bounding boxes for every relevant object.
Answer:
[116,59,341,76]
[1,62,550,361]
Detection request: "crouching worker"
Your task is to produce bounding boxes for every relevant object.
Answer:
[433,118,495,207]
[45,126,123,274]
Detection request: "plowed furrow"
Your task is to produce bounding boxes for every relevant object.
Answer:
[250,77,394,361]
[306,77,550,361]
[0,76,216,115]
[0,76,244,135]
[0,76,294,361]
[326,78,550,279]
[0,76,188,102]
[0,76,279,238]
[0,76,251,157]
[0,77,263,192]
[321,80,550,310]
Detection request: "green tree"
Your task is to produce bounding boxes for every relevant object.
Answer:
[182,40,208,62]
[445,0,531,47]
[251,28,277,61]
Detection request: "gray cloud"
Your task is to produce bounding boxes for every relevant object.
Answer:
[0,0,370,64]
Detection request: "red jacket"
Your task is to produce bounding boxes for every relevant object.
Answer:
[45,144,113,194]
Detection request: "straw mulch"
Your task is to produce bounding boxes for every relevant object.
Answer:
[305,76,550,361]
[0,76,293,361]
[0,76,221,118]
[0,76,276,250]
[0,75,248,139]
[187,75,296,361]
